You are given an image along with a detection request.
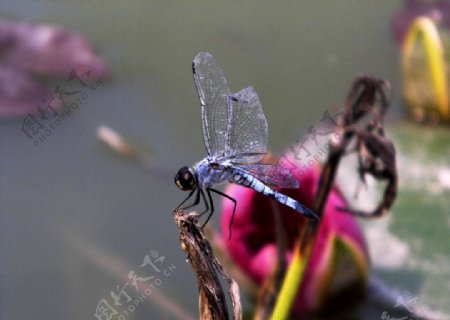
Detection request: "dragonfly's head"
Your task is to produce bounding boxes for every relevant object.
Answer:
[174,166,197,191]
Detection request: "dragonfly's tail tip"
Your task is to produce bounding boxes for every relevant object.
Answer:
[305,208,319,220]
[294,203,319,220]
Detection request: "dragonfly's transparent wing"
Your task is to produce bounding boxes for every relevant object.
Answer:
[226,86,268,163]
[236,164,300,188]
[192,52,231,157]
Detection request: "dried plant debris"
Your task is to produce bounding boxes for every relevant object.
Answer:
[323,76,398,218]
[173,209,241,320]
[97,125,139,159]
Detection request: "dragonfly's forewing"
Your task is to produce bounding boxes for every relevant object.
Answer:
[226,86,268,164]
[234,163,299,189]
[192,52,231,157]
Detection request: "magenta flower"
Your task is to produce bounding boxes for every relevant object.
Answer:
[220,158,369,315]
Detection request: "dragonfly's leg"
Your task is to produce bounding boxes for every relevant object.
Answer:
[199,188,209,215]
[201,188,214,228]
[208,188,237,240]
[177,188,199,210]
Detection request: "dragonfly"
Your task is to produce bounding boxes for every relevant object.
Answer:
[175,52,318,235]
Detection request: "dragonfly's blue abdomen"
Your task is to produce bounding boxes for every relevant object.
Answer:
[229,168,317,219]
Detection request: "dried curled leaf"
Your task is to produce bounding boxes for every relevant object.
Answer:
[335,76,397,217]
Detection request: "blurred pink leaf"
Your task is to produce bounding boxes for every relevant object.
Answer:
[0,65,62,117]
[0,19,108,117]
[0,19,108,78]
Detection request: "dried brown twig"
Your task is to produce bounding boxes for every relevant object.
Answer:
[173,209,242,320]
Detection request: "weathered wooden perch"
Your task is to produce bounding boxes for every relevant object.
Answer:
[173,209,242,320]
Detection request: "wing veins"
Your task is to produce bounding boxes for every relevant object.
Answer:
[234,163,300,189]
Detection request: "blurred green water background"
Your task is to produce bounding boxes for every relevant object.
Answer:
[0,1,449,319]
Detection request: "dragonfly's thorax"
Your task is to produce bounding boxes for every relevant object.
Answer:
[193,158,232,189]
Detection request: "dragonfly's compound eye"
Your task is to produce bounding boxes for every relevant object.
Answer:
[174,166,196,191]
